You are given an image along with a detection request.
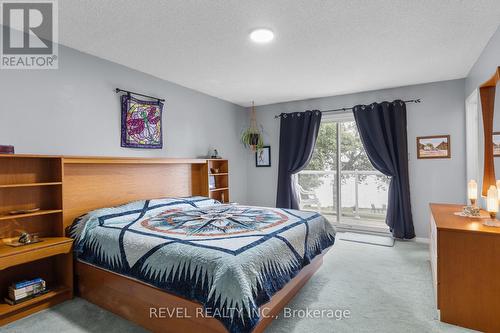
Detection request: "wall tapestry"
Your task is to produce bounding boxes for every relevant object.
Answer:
[121,95,163,149]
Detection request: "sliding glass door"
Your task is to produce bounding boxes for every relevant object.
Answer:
[297,113,390,232]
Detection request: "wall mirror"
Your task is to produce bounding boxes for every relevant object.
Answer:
[480,67,499,196]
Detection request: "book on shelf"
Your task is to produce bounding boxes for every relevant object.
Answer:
[14,277,45,289]
[7,279,46,302]
[4,290,49,305]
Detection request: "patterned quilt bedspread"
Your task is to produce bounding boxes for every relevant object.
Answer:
[70,196,335,333]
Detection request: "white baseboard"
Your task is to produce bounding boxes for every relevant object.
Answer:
[414,237,430,244]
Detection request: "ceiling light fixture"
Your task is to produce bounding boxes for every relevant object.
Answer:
[249,28,274,43]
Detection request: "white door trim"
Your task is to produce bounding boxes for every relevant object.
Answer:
[465,89,480,186]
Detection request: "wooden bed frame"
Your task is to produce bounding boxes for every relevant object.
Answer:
[61,156,330,333]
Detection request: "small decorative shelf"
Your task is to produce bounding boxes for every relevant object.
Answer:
[209,173,228,176]
[0,237,73,270]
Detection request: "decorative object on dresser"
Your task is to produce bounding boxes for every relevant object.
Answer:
[486,185,498,218]
[430,203,500,332]
[456,205,482,218]
[416,135,450,159]
[0,155,74,326]
[117,88,164,149]
[241,101,264,151]
[467,179,477,207]
[256,146,271,167]
[479,67,499,196]
[0,145,14,154]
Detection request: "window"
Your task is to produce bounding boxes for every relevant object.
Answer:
[297,113,390,232]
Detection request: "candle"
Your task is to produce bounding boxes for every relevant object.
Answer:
[487,185,498,218]
[467,180,477,204]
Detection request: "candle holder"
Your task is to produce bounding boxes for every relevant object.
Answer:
[467,180,478,207]
[489,211,497,219]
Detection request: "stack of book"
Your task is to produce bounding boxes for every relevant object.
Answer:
[4,278,46,305]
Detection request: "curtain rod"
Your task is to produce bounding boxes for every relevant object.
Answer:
[273,98,421,119]
[115,88,165,102]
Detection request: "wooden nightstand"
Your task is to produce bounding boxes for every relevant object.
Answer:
[0,155,74,326]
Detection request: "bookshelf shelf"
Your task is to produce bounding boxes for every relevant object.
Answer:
[209,187,229,192]
[0,237,73,270]
[0,210,62,221]
[0,285,71,318]
[0,182,62,189]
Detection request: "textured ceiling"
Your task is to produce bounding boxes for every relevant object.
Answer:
[59,1,500,106]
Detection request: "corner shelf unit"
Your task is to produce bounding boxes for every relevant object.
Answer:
[207,159,229,203]
[0,155,73,326]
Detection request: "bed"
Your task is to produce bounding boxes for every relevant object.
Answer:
[60,157,335,333]
[70,196,335,333]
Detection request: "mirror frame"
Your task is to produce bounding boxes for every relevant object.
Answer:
[480,67,500,196]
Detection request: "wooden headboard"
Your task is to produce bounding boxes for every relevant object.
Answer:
[62,157,209,230]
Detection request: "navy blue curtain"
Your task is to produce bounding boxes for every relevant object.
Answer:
[353,100,415,239]
[276,111,322,209]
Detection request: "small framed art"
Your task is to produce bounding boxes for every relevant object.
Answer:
[416,135,450,159]
[256,146,271,167]
[493,132,500,157]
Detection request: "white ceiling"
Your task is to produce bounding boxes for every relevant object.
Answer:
[59,1,500,107]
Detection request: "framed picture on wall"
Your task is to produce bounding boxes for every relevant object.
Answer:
[493,132,500,157]
[256,146,271,167]
[416,135,451,159]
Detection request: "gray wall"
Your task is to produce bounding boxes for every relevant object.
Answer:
[246,79,466,239]
[465,25,500,96]
[0,45,249,203]
[465,25,500,187]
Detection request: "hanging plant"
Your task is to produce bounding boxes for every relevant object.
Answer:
[241,101,264,151]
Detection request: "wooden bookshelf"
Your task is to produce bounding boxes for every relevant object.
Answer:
[207,159,229,203]
[0,155,73,326]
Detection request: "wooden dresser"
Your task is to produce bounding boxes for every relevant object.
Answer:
[430,203,500,332]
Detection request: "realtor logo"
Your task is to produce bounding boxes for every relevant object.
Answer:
[1,0,58,69]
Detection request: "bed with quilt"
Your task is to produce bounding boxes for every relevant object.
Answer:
[70,196,335,333]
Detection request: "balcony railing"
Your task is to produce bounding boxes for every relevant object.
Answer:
[297,169,390,221]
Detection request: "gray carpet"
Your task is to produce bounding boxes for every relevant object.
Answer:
[3,240,475,333]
